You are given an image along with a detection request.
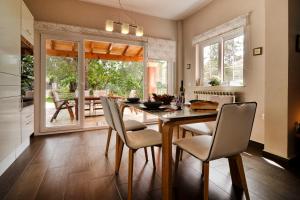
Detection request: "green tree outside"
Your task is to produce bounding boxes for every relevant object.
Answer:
[46,56,144,98]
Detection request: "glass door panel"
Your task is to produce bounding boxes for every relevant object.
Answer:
[83,39,145,128]
[44,38,81,129]
[147,60,168,95]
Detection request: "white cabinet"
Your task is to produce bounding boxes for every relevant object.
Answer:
[0,0,21,76]
[21,105,34,140]
[21,1,34,45]
[0,97,21,171]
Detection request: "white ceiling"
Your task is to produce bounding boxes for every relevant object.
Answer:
[80,0,212,20]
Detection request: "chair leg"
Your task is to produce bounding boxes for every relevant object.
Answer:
[228,154,250,200]
[151,146,156,169]
[144,147,148,162]
[66,105,74,121]
[174,146,181,173]
[105,127,113,156]
[202,161,209,200]
[128,149,135,200]
[50,108,60,122]
[115,134,124,175]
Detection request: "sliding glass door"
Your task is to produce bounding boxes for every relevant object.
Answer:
[41,35,84,132]
[40,33,175,133]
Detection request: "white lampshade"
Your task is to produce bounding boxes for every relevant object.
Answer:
[135,26,143,37]
[105,20,114,32]
[121,23,129,34]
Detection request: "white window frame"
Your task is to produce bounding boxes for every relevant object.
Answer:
[199,27,245,86]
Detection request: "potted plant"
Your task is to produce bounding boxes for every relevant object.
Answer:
[21,55,34,96]
[208,76,221,86]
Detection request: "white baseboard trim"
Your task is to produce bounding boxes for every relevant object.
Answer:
[0,150,16,176]
[16,138,30,158]
[0,139,30,176]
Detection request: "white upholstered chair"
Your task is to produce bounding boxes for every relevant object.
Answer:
[100,97,147,158]
[180,95,234,137]
[107,98,162,200]
[174,102,257,200]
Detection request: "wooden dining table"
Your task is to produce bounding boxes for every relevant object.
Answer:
[120,102,218,200]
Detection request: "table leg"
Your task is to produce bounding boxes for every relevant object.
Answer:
[75,99,78,120]
[162,122,174,200]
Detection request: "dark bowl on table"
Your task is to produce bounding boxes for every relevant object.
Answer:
[143,101,162,109]
[127,97,140,103]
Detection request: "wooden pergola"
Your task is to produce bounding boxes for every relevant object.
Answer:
[46,39,144,62]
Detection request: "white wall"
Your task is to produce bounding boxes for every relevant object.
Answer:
[264,0,289,158]
[182,0,266,144]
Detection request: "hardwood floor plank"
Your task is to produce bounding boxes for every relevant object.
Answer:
[4,163,48,200]
[35,167,68,200]
[0,138,43,199]
[88,176,120,200]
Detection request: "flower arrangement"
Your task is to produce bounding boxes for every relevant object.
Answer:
[152,93,174,105]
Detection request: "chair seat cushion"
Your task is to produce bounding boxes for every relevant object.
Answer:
[124,120,147,131]
[127,129,161,149]
[173,135,212,161]
[180,121,216,135]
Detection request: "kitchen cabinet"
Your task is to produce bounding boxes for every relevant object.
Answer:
[0,96,21,175]
[0,0,34,176]
[21,1,34,45]
[21,105,34,140]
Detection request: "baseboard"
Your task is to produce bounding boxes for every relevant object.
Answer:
[248,140,264,151]
[0,151,16,176]
[262,151,297,167]
[15,138,30,158]
[0,139,30,176]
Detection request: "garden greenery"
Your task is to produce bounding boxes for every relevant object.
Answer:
[46,56,144,98]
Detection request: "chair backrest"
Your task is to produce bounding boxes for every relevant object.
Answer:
[207,102,257,161]
[50,90,61,109]
[100,97,115,129]
[107,98,128,144]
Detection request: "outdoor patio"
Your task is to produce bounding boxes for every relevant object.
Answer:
[45,101,158,128]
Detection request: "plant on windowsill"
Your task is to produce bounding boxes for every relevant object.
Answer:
[208,77,221,86]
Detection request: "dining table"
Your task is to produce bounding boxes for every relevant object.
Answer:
[119,101,218,200]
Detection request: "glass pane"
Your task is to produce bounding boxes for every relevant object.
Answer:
[45,39,79,127]
[203,43,219,83]
[147,60,168,95]
[223,35,244,86]
[83,40,145,128]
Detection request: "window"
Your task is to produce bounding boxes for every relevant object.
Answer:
[200,29,244,86]
[203,43,219,83]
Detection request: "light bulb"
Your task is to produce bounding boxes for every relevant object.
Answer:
[121,23,129,34]
[105,20,114,32]
[136,26,143,37]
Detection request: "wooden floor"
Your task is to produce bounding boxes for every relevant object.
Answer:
[1,126,300,200]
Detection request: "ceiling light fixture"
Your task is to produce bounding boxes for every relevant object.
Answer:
[104,0,143,37]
